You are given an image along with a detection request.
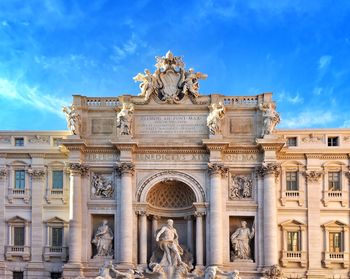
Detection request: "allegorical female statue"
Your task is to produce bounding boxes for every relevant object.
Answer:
[92,220,114,257]
[62,105,81,135]
[207,102,226,135]
[230,220,255,261]
[116,103,134,136]
[259,102,280,137]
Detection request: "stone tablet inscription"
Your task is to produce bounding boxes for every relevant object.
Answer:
[135,115,207,135]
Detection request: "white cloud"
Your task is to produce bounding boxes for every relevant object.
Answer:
[110,33,143,64]
[276,91,303,105]
[0,78,69,118]
[318,55,332,70]
[280,110,335,128]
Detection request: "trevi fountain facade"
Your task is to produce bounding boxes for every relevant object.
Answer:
[0,52,350,278]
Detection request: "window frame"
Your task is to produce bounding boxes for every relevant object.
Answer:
[327,136,339,147]
[52,170,64,190]
[14,137,24,147]
[14,170,25,189]
[286,171,298,191]
[287,137,297,147]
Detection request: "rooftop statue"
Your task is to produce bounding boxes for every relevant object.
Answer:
[207,102,225,135]
[259,102,280,137]
[62,105,81,135]
[116,102,134,136]
[133,51,207,103]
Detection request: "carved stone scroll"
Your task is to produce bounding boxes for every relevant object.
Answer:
[68,163,89,175]
[208,163,228,177]
[115,162,135,176]
[303,170,323,183]
[256,162,280,177]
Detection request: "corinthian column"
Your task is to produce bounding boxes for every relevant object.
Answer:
[116,162,134,266]
[68,163,88,263]
[28,167,46,262]
[136,210,147,266]
[194,211,205,267]
[257,162,280,266]
[208,163,227,266]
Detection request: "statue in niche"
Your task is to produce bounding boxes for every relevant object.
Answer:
[229,176,252,200]
[92,220,114,257]
[230,220,255,261]
[149,219,193,278]
[116,103,134,136]
[258,103,280,137]
[207,102,226,135]
[155,219,183,266]
[182,68,207,97]
[62,105,81,135]
[91,174,114,198]
[133,69,159,101]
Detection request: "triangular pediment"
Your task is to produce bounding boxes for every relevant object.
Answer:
[45,216,67,224]
[7,215,29,224]
[322,220,348,228]
[280,219,306,228]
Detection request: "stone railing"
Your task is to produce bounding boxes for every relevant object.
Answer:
[5,245,30,261]
[323,251,349,268]
[43,246,68,262]
[82,97,120,107]
[8,188,30,204]
[322,190,348,207]
[222,96,258,106]
[281,250,307,267]
[285,191,300,198]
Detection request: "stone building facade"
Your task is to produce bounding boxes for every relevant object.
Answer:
[0,53,350,278]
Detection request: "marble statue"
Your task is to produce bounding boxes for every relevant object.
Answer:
[207,102,225,135]
[95,260,142,279]
[155,219,183,266]
[116,103,134,136]
[62,105,81,135]
[204,266,240,279]
[133,70,159,101]
[230,220,255,261]
[91,174,114,198]
[133,51,207,103]
[182,68,207,97]
[148,219,193,278]
[258,103,280,137]
[92,220,114,257]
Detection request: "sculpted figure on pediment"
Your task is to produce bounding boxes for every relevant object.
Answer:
[116,103,134,136]
[133,51,207,103]
[207,102,225,135]
[259,102,280,137]
[62,105,81,135]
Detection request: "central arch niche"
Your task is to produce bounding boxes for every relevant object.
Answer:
[146,181,196,210]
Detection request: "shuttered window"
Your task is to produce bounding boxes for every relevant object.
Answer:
[14,226,25,246]
[52,227,63,247]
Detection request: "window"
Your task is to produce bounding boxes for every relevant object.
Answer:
[287,231,300,251]
[13,272,24,279]
[328,172,341,191]
[13,226,25,246]
[15,138,24,146]
[51,227,63,247]
[286,172,298,191]
[287,137,297,147]
[15,170,25,189]
[51,273,62,279]
[52,171,63,189]
[329,232,342,252]
[328,136,339,146]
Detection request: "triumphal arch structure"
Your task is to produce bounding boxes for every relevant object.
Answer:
[1,51,350,279]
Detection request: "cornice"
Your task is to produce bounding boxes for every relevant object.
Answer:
[224,146,260,154]
[111,140,138,152]
[202,139,230,151]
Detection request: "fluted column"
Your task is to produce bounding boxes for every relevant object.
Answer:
[0,167,8,262]
[257,162,279,266]
[185,216,193,253]
[195,211,205,266]
[68,163,88,263]
[208,163,227,266]
[116,163,134,265]
[151,215,160,249]
[137,210,147,265]
[28,167,46,262]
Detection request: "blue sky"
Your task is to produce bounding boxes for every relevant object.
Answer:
[1,0,350,130]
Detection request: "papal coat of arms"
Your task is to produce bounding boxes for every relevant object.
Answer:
[133,51,207,103]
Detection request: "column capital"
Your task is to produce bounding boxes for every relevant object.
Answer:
[303,170,323,183]
[208,163,228,177]
[152,215,161,220]
[115,162,135,176]
[27,167,46,179]
[256,162,280,177]
[0,167,8,178]
[194,211,206,217]
[135,210,147,216]
[69,163,89,175]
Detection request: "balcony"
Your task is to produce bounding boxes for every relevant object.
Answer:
[280,190,304,206]
[5,245,30,261]
[44,246,68,262]
[7,188,30,203]
[280,250,307,267]
[45,188,67,204]
[323,252,349,268]
[322,190,348,207]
